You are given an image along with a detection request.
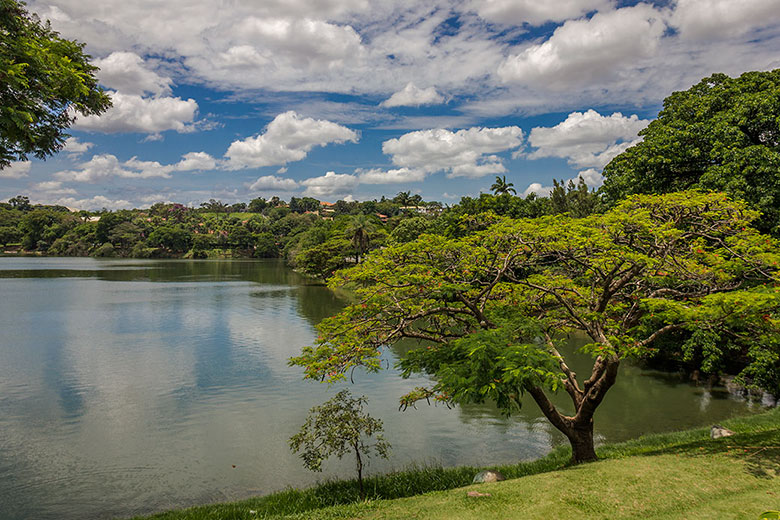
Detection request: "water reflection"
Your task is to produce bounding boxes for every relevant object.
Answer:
[0,257,771,520]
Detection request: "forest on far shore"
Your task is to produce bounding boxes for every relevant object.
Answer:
[0,180,598,280]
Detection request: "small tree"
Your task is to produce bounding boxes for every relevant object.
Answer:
[289,390,390,498]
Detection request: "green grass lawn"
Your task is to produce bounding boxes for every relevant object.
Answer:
[131,408,780,520]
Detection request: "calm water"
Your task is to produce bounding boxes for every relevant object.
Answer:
[0,258,771,519]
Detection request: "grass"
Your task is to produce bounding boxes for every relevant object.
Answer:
[129,408,780,520]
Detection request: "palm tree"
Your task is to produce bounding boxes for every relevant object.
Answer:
[490,175,516,196]
[346,214,377,263]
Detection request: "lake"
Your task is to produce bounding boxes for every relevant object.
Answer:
[0,258,771,519]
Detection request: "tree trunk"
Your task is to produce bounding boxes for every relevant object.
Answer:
[567,420,597,464]
[354,443,364,499]
[527,356,619,465]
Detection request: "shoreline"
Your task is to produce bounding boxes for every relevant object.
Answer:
[127,406,780,520]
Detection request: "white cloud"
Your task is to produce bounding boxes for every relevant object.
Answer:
[301,171,359,198]
[184,17,368,92]
[523,182,551,197]
[0,161,31,178]
[472,0,613,26]
[34,181,65,191]
[26,0,780,146]
[52,151,212,182]
[93,52,172,96]
[671,0,780,40]
[74,91,198,134]
[54,154,162,182]
[29,1,508,97]
[357,167,426,184]
[63,137,94,155]
[231,17,364,68]
[498,5,667,89]
[527,110,649,168]
[248,175,299,191]
[31,181,77,195]
[50,195,134,211]
[175,152,216,171]
[122,157,176,178]
[380,82,444,108]
[576,167,603,188]
[381,126,524,179]
[224,111,359,169]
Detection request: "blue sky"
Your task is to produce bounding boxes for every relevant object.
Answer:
[1,0,779,209]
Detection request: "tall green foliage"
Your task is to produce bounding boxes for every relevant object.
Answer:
[602,69,780,235]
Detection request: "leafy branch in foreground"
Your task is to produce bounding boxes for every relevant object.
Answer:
[0,0,111,167]
[291,191,780,464]
[289,390,390,499]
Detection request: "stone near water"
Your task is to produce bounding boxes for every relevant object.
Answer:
[472,470,505,484]
[710,424,735,439]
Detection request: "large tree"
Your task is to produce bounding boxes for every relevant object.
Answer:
[292,192,780,463]
[601,69,780,235]
[0,0,111,168]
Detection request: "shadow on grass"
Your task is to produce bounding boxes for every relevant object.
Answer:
[635,430,780,479]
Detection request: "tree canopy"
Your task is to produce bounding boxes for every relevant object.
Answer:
[0,0,110,168]
[291,191,780,463]
[602,69,780,235]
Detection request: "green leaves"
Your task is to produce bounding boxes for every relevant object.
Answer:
[0,0,111,168]
[289,390,390,497]
[602,69,780,235]
[291,190,780,413]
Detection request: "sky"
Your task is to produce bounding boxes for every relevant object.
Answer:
[1,0,779,210]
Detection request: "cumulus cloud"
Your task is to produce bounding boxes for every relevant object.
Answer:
[50,195,133,211]
[74,91,198,134]
[231,17,364,68]
[381,126,524,179]
[54,154,163,182]
[380,82,444,108]
[527,110,649,168]
[357,167,426,184]
[248,175,299,191]
[225,111,359,169]
[63,137,94,155]
[26,0,780,115]
[671,0,780,40]
[175,151,217,171]
[498,5,667,89]
[301,171,359,198]
[31,181,77,195]
[0,161,31,178]
[472,0,612,26]
[576,168,604,188]
[93,51,172,96]
[523,182,551,197]
[53,151,215,182]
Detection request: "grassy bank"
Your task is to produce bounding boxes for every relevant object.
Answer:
[131,408,780,520]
